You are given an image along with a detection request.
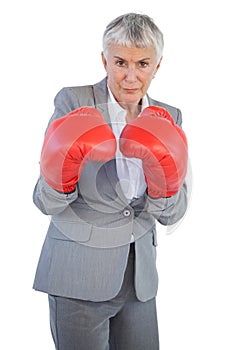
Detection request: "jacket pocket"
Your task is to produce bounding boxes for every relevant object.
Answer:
[48,219,92,243]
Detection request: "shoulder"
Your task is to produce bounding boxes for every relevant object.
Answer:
[54,85,94,108]
[147,96,182,126]
[54,78,107,111]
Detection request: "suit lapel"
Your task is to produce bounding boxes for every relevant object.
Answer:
[92,79,118,191]
[103,159,128,205]
[93,78,112,126]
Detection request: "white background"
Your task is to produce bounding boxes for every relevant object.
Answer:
[1,0,233,348]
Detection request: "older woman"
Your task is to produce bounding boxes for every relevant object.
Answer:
[33,13,188,350]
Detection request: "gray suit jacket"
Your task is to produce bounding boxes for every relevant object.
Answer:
[33,78,188,302]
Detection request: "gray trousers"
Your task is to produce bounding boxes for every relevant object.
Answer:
[48,244,159,350]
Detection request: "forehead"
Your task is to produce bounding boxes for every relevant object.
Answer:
[107,43,156,61]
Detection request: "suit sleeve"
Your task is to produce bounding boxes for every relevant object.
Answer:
[146,182,188,225]
[33,88,80,215]
[33,176,78,215]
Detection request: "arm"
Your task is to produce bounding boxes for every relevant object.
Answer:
[33,88,78,215]
[33,176,78,215]
[146,181,188,225]
[33,89,116,215]
[148,107,189,225]
[120,106,188,198]
[120,105,189,225]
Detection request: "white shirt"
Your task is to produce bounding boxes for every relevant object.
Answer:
[107,88,147,203]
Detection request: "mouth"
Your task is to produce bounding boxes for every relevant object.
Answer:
[123,88,139,94]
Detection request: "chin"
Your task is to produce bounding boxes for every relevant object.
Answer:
[121,95,141,105]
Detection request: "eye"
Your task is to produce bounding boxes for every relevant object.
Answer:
[139,61,148,68]
[116,59,126,67]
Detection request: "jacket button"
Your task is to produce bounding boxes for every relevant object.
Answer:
[123,209,131,217]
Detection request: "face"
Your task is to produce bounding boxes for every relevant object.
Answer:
[102,43,161,108]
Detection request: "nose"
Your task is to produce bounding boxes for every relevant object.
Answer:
[125,66,137,82]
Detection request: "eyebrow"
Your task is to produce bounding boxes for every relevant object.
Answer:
[113,55,151,61]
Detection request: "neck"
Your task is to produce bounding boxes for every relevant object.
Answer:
[120,100,142,122]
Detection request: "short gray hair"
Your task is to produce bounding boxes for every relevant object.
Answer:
[103,13,164,64]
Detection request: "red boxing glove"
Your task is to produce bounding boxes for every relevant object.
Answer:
[40,107,117,193]
[119,106,188,198]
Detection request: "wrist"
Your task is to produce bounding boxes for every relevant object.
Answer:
[146,187,173,199]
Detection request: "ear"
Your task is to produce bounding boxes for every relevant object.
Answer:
[153,56,163,77]
[101,52,107,71]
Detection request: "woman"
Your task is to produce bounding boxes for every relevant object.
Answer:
[33,13,188,350]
